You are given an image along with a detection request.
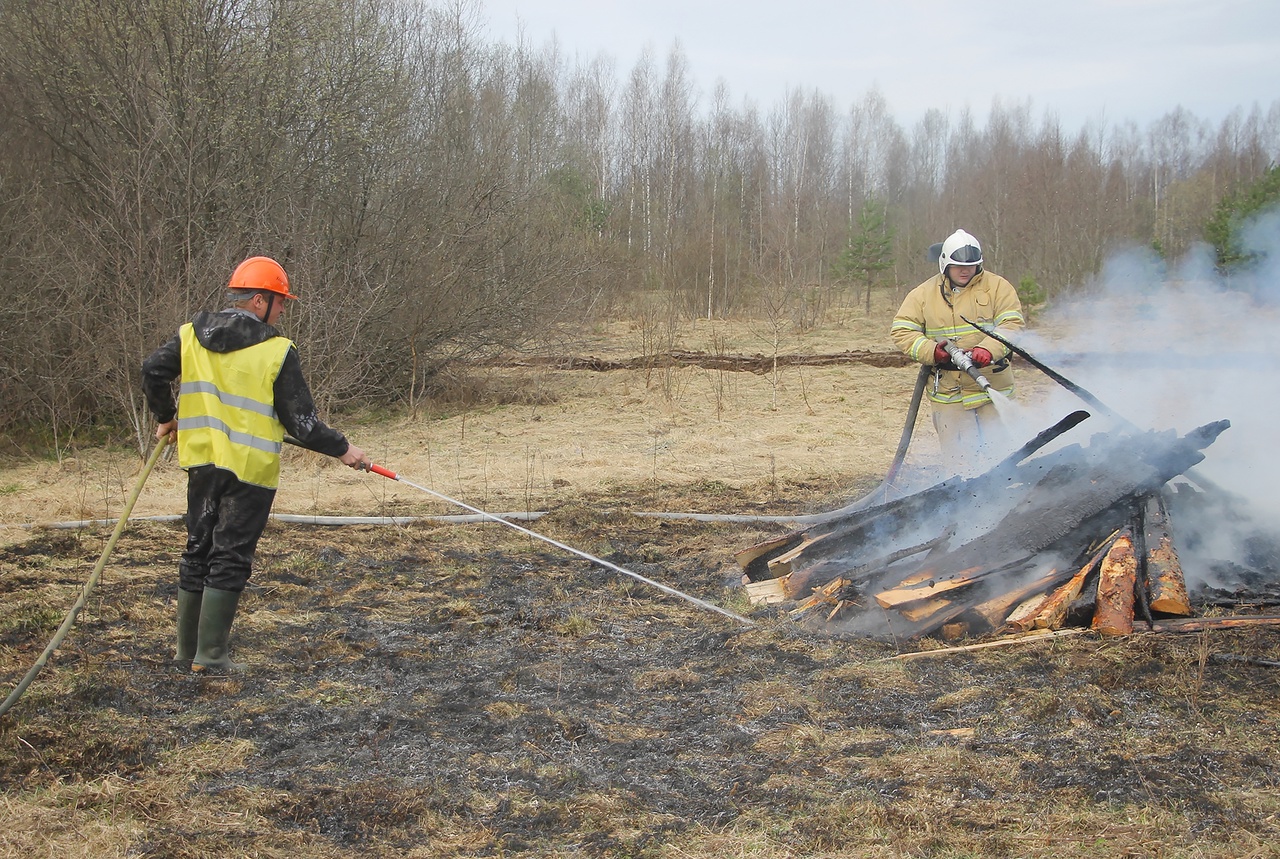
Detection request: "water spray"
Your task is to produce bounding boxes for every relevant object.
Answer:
[936,337,1021,418]
[958,316,1136,430]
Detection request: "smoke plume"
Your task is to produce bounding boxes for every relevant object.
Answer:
[997,204,1280,588]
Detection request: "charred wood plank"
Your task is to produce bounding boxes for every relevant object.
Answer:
[765,533,832,579]
[877,423,1228,594]
[1148,614,1280,633]
[750,415,1115,588]
[735,532,807,581]
[877,565,990,608]
[779,480,973,573]
[992,410,1092,469]
[968,565,1074,633]
[789,529,959,601]
[899,597,954,623]
[876,554,1039,609]
[887,561,1051,639]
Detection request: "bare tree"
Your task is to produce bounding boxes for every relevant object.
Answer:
[3,0,1277,444]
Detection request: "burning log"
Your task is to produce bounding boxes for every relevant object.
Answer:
[877,422,1226,595]
[1032,530,1121,630]
[737,418,1235,643]
[1091,533,1138,636]
[744,411,1095,590]
[1142,494,1192,617]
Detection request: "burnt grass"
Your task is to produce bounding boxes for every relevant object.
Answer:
[2,490,1280,858]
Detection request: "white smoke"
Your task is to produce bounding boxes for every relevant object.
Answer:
[838,210,1280,639]
[990,204,1280,587]
[1014,206,1280,509]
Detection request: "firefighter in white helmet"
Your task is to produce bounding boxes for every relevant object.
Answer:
[890,229,1025,472]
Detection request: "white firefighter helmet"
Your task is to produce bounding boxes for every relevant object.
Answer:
[938,229,983,277]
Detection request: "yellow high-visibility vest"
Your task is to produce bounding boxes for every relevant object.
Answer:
[176,324,293,488]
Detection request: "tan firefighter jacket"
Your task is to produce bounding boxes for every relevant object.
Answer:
[890,270,1025,409]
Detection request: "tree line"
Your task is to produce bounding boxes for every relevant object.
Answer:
[1,0,1276,449]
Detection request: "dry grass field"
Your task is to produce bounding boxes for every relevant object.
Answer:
[2,307,1278,858]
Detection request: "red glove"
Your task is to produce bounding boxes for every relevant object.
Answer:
[933,343,950,364]
[969,347,993,367]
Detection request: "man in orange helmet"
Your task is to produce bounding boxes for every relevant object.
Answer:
[142,256,372,673]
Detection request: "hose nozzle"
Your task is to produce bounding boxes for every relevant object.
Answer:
[939,339,992,391]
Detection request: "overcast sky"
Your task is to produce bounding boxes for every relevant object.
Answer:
[480,0,1279,131]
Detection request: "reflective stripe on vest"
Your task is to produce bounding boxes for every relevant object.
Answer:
[176,323,293,488]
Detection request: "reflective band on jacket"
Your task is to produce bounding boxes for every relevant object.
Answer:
[928,368,1015,408]
[927,383,1014,408]
[176,324,293,488]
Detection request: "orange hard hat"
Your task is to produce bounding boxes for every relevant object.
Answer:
[228,256,297,299]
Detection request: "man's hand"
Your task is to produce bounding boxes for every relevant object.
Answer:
[340,443,372,471]
[155,420,177,443]
[969,347,993,368]
[933,343,950,364]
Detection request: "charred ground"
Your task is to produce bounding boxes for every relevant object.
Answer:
[2,485,1279,858]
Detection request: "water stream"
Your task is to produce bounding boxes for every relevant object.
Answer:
[986,387,1016,419]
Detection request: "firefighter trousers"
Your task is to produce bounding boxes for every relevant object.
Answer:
[179,464,276,593]
[930,399,1010,474]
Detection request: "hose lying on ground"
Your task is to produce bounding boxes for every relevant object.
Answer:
[3,512,547,530]
[0,438,168,719]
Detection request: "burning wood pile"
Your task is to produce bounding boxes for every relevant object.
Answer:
[737,412,1275,642]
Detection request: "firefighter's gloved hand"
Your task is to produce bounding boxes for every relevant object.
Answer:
[969,347,993,368]
[933,343,950,364]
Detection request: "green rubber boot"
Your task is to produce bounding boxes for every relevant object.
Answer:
[192,587,245,673]
[175,588,203,665]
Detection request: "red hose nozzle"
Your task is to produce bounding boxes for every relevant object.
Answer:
[368,463,397,480]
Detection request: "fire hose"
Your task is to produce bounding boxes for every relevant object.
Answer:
[821,339,994,517]
[959,316,1134,430]
[821,363,929,516]
[958,315,1225,495]
[880,364,929,490]
[0,437,170,718]
[290,440,754,628]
